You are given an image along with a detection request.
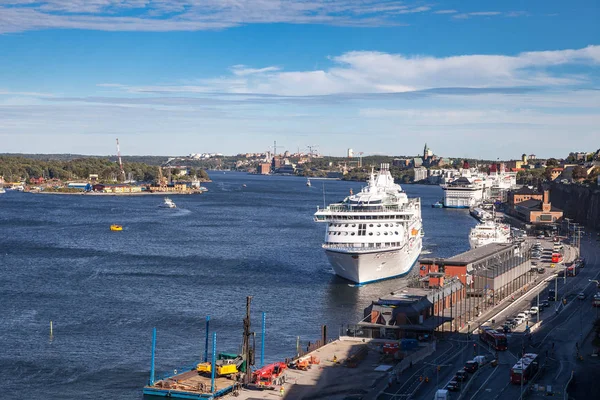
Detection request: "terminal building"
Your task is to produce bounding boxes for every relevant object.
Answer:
[352,242,538,339]
[419,242,536,328]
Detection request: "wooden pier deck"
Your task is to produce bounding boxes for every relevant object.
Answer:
[143,369,237,399]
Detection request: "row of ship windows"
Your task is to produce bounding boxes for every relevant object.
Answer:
[321,215,411,220]
[326,242,401,247]
[329,223,402,228]
[329,231,401,236]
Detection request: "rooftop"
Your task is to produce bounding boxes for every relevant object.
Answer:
[516,199,563,212]
[513,186,541,195]
[421,243,515,266]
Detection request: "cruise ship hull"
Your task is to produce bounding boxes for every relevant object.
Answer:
[324,238,422,284]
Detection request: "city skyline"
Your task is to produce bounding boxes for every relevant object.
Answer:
[0,0,598,158]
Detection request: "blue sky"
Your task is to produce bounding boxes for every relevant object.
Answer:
[0,1,598,159]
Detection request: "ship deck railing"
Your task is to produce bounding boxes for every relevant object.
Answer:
[323,243,405,252]
[315,202,419,214]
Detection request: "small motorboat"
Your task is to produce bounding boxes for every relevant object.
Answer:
[161,197,176,208]
[306,179,311,187]
[431,201,443,208]
[110,224,123,231]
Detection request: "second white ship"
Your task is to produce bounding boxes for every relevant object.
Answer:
[469,220,511,249]
[314,163,423,284]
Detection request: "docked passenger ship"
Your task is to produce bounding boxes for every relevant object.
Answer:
[314,164,423,284]
[468,220,511,249]
[441,176,483,208]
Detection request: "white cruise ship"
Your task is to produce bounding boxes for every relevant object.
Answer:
[469,221,511,249]
[314,164,423,284]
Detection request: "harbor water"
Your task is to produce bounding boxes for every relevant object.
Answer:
[0,172,477,399]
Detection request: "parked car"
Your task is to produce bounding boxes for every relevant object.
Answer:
[464,360,479,373]
[537,267,546,274]
[503,324,512,334]
[541,300,550,307]
[529,306,539,315]
[517,312,528,321]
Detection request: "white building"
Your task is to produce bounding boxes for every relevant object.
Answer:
[414,167,428,182]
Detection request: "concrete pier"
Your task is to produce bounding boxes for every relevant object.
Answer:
[235,338,397,400]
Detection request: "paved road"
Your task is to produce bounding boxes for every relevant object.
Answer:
[376,235,600,400]
[466,236,600,400]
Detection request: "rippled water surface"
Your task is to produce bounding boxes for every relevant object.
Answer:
[0,172,476,399]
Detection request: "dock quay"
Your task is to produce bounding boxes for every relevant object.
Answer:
[233,337,429,400]
[143,239,577,400]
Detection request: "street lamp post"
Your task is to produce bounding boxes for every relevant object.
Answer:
[537,292,540,324]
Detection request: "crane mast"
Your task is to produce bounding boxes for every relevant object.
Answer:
[116,138,126,181]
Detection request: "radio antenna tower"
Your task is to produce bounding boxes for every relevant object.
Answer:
[270,140,285,157]
[116,138,126,181]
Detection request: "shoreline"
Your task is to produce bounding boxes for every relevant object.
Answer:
[27,191,205,196]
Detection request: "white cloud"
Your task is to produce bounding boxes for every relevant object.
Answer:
[0,89,54,97]
[358,108,600,128]
[230,65,281,76]
[0,0,435,33]
[434,10,457,14]
[452,11,527,20]
[102,45,600,97]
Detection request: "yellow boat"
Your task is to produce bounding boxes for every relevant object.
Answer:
[110,224,123,231]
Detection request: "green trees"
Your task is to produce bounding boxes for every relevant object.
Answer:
[0,156,208,183]
[572,166,588,180]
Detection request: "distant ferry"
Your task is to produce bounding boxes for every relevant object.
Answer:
[314,163,423,284]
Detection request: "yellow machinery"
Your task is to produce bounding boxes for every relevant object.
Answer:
[196,360,240,376]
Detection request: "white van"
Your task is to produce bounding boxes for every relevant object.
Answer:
[473,355,487,366]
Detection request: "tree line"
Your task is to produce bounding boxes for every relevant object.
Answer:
[0,156,209,183]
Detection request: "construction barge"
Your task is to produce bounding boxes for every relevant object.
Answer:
[144,370,238,399]
[143,297,296,399]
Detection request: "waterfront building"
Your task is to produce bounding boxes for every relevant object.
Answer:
[507,190,563,224]
[359,279,463,339]
[414,167,428,182]
[419,242,536,328]
[258,163,271,175]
